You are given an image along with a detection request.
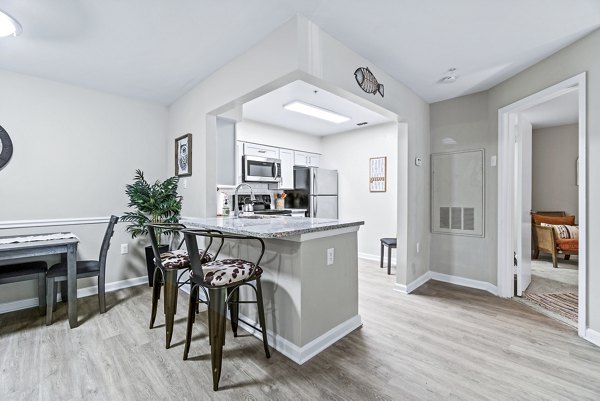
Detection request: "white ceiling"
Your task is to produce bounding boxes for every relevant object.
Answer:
[522,89,579,129]
[243,80,392,135]
[0,1,599,105]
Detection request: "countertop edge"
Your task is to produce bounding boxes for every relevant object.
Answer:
[180,217,364,239]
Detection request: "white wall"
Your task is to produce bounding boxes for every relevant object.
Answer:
[430,91,495,283]
[237,120,322,153]
[430,27,600,334]
[168,16,430,290]
[167,18,302,218]
[299,18,430,286]
[0,69,168,307]
[532,124,579,218]
[321,123,398,260]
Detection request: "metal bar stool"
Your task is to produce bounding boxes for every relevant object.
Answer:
[147,223,220,348]
[380,237,397,275]
[182,229,270,391]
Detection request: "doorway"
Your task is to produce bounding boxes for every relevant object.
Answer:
[497,73,587,337]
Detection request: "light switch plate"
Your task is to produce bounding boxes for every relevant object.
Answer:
[491,155,497,167]
[120,244,128,254]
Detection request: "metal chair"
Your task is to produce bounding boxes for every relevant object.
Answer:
[46,215,118,324]
[182,229,270,391]
[147,223,218,348]
[0,261,47,315]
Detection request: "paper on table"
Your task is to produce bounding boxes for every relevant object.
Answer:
[0,232,79,245]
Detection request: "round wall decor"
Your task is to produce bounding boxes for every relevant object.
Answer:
[0,124,14,169]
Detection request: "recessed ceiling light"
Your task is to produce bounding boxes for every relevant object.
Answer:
[283,101,350,124]
[0,9,22,38]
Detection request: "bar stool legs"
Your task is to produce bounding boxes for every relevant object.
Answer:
[255,277,271,359]
[208,287,227,391]
[227,287,239,337]
[149,268,162,329]
[163,269,179,349]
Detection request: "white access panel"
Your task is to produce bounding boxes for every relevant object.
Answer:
[431,149,485,237]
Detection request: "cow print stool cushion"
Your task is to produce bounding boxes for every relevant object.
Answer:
[158,249,213,269]
[199,259,262,287]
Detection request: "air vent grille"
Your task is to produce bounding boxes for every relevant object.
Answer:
[440,207,450,229]
[438,206,476,232]
[463,208,475,231]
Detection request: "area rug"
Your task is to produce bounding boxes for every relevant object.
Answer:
[524,293,578,322]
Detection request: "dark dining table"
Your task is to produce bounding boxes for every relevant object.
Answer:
[0,234,80,328]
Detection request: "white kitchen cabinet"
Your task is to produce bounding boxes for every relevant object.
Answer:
[278,149,294,189]
[236,141,244,184]
[307,153,320,167]
[244,142,279,159]
[294,151,308,166]
[294,151,320,167]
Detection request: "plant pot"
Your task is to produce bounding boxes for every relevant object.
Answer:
[145,245,169,286]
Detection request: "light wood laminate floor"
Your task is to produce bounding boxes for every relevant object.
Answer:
[1,259,599,400]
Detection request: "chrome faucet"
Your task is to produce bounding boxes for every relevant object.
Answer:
[233,183,255,217]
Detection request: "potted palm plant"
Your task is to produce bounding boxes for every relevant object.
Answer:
[121,169,183,286]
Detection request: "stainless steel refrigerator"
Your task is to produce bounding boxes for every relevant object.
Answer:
[289,167,338,219]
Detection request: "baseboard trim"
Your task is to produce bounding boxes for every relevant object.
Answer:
[393,270,498,296]
[585,328,600,347]
[394,271,430,294]
[0,276,148,314]
[430,272,498,296]
[237,313,363,365]
[0,217,111,229]
[358,252,396,266]
[0,297,40,314]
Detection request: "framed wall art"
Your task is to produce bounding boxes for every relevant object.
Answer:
[369,156,387,192]
[175,133,192,177]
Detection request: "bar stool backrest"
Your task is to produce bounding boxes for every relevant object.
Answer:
[146,223,187,270]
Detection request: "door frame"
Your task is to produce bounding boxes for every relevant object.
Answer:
[497,72,587,337]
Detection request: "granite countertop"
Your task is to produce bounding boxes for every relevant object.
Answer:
[181,216,364,239]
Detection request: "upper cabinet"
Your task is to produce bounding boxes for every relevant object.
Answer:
[243,142,279,159]
[294,151,320,167]
[278,149,294,189]
[236,141,321,187]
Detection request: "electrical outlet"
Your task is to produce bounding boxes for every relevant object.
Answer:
[120,244,128,255]
[327,248,335,265]
[416,242,420,253]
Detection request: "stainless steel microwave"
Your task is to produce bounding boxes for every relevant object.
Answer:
[242,155,282,183]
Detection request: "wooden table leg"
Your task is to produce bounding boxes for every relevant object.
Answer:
[67,243,78,329]
[164,269,179,349]
[208,287,226,391]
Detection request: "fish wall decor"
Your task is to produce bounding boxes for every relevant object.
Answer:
[354,67,384,97]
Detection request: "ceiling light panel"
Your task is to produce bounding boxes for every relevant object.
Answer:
[283,101,350,124]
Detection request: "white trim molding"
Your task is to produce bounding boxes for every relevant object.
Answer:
[496,72,588,338]
[0,276,147,315]
[358,252,396,266]
[394,270,497,296]
[585,329,600,348]
[237,313,362,365]
[394,271,430,294]
[430,272,498,296]
[0,217,111,230]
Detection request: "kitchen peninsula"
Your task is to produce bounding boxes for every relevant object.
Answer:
[181,216,364,364]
